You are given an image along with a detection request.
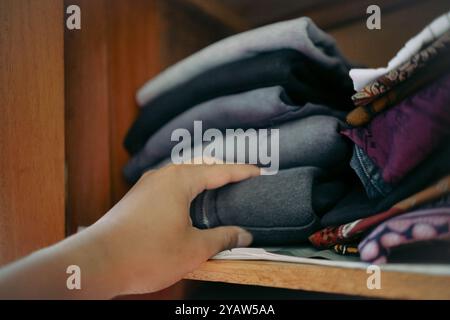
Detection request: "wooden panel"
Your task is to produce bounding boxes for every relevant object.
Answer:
[329,0,450,67]
[162,0,233,66]
[182,0,423,30]
[218,0,330,27]
[186,260,450,299]
[64,0,233,230]
[182,0,249,31]
[65,0,111,230]
[65,0,164,228]
[107,0,233,204]
[292,0,422,30]
[0,0,65,264]
[107,0,166,204]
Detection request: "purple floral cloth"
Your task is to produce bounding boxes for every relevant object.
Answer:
[358,207,450,264]
[342,73,450,184]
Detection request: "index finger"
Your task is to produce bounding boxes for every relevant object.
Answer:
[177,164,261,201]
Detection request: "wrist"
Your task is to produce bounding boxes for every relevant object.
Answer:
[52,225,128,299]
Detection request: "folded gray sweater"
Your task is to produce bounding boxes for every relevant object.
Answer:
[136,17,351,106]
[190,167,348,245]
[144,115,351,176]
[124,90,348,182]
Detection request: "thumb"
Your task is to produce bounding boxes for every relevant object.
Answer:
[198,226,253,258]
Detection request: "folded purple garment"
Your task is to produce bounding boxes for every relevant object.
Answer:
[358,207,450,264]
[342,73,450,184]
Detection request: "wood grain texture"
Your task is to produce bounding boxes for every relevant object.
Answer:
[181,0,423,30]
[65,0,166,229]
[107,0,232,205]
[214,0,332,28]
[65,0,111,230]
[161,0,233,67]
[0,0,65,264]
[291,0,422,30]
[106,0,166,204]
[64,0,233,230]
[182,0,249,31]
[185,260,450,299]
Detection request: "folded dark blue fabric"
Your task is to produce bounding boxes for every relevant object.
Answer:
[321,143,450,227]
[125,115,351,183]
[136,17,352,106]
[123,87,347,182]
[124,49,354,154]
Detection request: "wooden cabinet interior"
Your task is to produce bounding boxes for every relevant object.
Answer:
[1,0,449,298]
[0,0,65,265]
[65,0,450,233]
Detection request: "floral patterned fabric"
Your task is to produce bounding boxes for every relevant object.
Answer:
[351,32,450,108]
[358,208,450,264]
[345,53,450,127]
[309,176,450,249]
[342,73,450,184]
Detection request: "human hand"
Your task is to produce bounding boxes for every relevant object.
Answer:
[85,163,260,297]
[0,163,259,299]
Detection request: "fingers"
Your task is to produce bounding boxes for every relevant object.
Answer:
[176,164,261,200]
[197,226,253,259]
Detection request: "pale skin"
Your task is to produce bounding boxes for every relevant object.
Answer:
[0,164,260,299]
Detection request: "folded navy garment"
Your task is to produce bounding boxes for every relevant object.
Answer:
[321,143,450,227]
[350,145,393,199]
[379,240,450,264]
[137,17,352,106]
[123,88,347,182]
[191,167,348,245]
[125,115,351,183]
[124,49,354,154]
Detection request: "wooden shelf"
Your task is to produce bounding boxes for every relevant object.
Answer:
[181,0,424,31]
[185,260,450,299]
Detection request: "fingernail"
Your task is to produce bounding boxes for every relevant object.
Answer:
[237,230,253,247]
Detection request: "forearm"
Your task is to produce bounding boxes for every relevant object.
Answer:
[0,227,124,300]
[0,164,257,299]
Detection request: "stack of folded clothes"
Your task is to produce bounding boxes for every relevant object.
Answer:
[124,12,450,264]
[310,11,450,264]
